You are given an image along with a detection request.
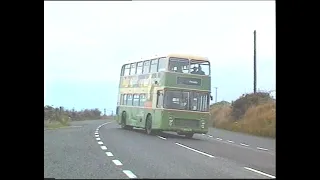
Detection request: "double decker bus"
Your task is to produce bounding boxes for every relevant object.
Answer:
[116,53,212,138]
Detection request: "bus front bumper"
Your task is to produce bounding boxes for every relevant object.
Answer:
[162,127,208,134]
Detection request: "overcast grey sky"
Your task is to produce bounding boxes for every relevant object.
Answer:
[44,1,275,112]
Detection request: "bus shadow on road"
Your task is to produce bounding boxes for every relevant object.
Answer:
[159,132,202,141]
[120,127,202,141]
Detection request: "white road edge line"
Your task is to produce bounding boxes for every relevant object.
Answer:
[96,138,101,141]
[175,143,215,158]
[100,146,107,150]
[216,138,222,140]
[244,167,275,178]
[105,152,113,156]
[123,170,137,179]
[157,136,166,140]
[240,143,249,147]
[98,141,103,145]
[227,140,234,143]
[257,147,268,151]
[112,160,123,166]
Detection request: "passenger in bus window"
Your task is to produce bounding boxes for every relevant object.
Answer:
[190,66,197,74]
[196,65,205,75]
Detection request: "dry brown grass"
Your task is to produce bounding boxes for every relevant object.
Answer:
[209,105,232,127]
[211,101,276,138]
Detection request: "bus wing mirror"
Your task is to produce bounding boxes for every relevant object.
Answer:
[210,96,213,100]
[116,106,119,115]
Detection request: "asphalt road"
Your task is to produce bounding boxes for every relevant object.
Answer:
[44,120,276,179]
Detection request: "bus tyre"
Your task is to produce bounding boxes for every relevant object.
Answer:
[185,133,194,138]
[121,112,131,130]
[145,115,152,135]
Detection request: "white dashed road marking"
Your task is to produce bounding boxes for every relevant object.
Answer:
[157,136,166,140]
[100,146,107,150]
[123,170,137,179]
[112,160,123,166]
[240,143,249,147]
[208,135,213,138]
[244,167,275,178]
[175,143,215,158]
[95,121,138,178]
[227,140,234,143]
[105,152,113,157]
[216,138,222,140]
[257,147,268,151]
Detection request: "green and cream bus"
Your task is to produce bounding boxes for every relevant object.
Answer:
[116,53,212,138]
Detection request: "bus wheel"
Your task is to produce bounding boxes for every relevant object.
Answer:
[121,112,131,130]
[185,133,194,139]
[145,114,152,135]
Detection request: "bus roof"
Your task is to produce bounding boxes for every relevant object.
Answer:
[126,53,209,64]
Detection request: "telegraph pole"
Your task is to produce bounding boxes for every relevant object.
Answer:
[253,30,257,94]
[104,108,106,116]
[214,87,218,103]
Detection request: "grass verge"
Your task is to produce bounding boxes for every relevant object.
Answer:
[44,114,70,129]
[210,100,275,138]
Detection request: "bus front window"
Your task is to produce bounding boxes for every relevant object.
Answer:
[164,90,189,110]
[190,92,209,112]
[169,58,189,73]
[190,60,210,75]
[163,90,209,112]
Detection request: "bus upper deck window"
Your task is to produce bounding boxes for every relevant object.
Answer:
[136,62,143,75]
[169,58,189,73]
[150,59,158,73]
[190,60,210,75]
[124,64,131,76]
[158,57,167,72]
[143,60,150,74]
[130,63,136,75]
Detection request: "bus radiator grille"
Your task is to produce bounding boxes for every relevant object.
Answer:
[174,118,199,128]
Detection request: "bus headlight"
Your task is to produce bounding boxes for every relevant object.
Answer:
[169,116,173,127]
[201,120,205,129]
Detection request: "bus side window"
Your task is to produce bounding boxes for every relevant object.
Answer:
[158,57,167,72]
[136,62,143,75]
[120,94,127,105]
[120,94,123,105]
[120,65,125,76]
[139,94,146,107]
[133,94,140,106]
[157,90,164,108]
[130,63,136,75]
[127,94,133,106]
[124,64,130,76]
[150,59,158,73]
[143,60,150,74]
[122,94,127,105]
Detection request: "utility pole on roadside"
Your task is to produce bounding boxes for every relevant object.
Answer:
[253,30,257,94]
[214,87,218,103]
[104,108,106,116]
